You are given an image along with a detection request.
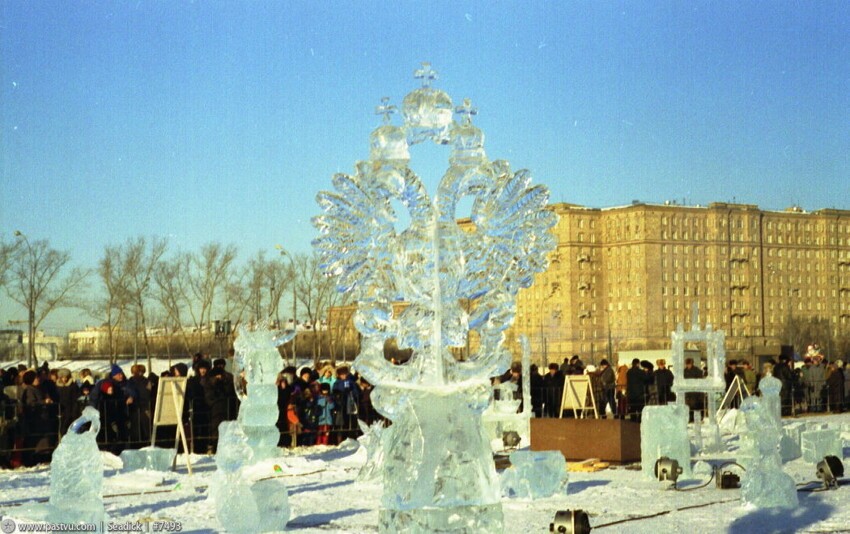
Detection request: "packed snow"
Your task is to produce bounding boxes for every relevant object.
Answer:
[0,413,848,533]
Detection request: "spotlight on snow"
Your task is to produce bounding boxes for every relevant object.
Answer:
[502,430,521,450]
[816,455,844,489]
[655,456,683,487]
[549,509,591,534]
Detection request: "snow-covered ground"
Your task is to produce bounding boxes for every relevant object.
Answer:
[1,413,848,533]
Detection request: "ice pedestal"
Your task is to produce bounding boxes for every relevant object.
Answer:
[738,396,798,509]
[49,407,105,527]
[801,428,842,463]
[641,404,691,479]
[500,451,568,499]
[120,446,175,472]
[375,385,503,533]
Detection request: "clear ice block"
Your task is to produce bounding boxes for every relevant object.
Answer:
[120,446,175,472]
[641,404,691,479]
[500,450,568,499]
[801,428,842,464]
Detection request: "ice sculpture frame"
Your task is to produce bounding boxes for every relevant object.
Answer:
[313,63,557,533]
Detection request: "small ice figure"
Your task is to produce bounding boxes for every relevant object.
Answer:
[801,428,842,464]
[49,407,105,526]
[209,422,289,533]
[758,372,782,423]
[641,404,691,479]
[500,450,568,499]
[120,446,175,472]
[356,419,388,483]
[738,396,798,508]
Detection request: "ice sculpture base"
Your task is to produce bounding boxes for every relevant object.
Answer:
[379,503,503,534]
[374,384,502,533]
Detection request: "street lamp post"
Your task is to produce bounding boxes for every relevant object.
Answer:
[14,230,36,368]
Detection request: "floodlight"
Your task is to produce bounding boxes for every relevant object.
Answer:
[549,509,591,534]
[654,456,683,486]
[816,455,844,489]
[502,430,521,450]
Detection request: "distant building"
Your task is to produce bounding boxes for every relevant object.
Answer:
[326,201,850,365]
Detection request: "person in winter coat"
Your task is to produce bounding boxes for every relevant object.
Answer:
[542,364,564,418]
[55,368,80,436]
[654,359,674,405]
[89,364,137,453]
[825,361,844,413]
[20,370,54,466]
[529,364,544,418]
[626,359,648,421]
[331,367,360,442]
[205,367,236,451]
[315,383,336,445]
[128,364,152,447]
[597,359,616,417]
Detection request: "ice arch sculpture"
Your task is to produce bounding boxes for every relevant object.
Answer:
[313,63,557,532]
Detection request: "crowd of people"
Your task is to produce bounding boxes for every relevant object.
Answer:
[0,355,382,468]
[522,350,849,422]
[1,345,847,469]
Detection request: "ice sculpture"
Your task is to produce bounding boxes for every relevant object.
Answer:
[758,372,782,424]
[313,63,557,532]
[357,419,389,483]
[500,450,568,499]
[232,325,295,460]
[738,396,798,508]
[801,428,842,464]
[482,337,533,451]
[641,404,692,479]
[670,305,726,426]
[209,326,294,533]
[49,406,105,526]
[209,421,291,533]
[120,446,176,472]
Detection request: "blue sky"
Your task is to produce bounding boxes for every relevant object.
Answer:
[2,1,849,332]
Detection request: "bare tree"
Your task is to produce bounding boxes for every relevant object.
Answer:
[153,243,237,353]
[153,253,193,354]
[0,236,17,290]
[123,237,168,367]
[5,235,88,367]
[91,246,133,362]
[294,252,339,364]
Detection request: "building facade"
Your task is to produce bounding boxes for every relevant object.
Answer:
[515,202,850,366]
[326,201,850,366]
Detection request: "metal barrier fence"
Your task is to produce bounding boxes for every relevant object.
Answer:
[0,393,382,467]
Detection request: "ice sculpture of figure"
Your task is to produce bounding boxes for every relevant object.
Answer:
[209,421,291,533]
[209,326,294,533]
[641,404,692,479]
[738,396,798,508]
[232,324,295,461]
[313,64,557,532]
[49,407,105,527]
[758,368,782,424]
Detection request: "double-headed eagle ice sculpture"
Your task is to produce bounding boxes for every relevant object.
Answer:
[313,63,557,388]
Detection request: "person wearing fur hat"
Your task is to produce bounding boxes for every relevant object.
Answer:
[20,369,54,466]
[89,364,137,453]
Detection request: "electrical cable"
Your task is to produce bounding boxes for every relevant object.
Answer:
[594,497,740,529]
